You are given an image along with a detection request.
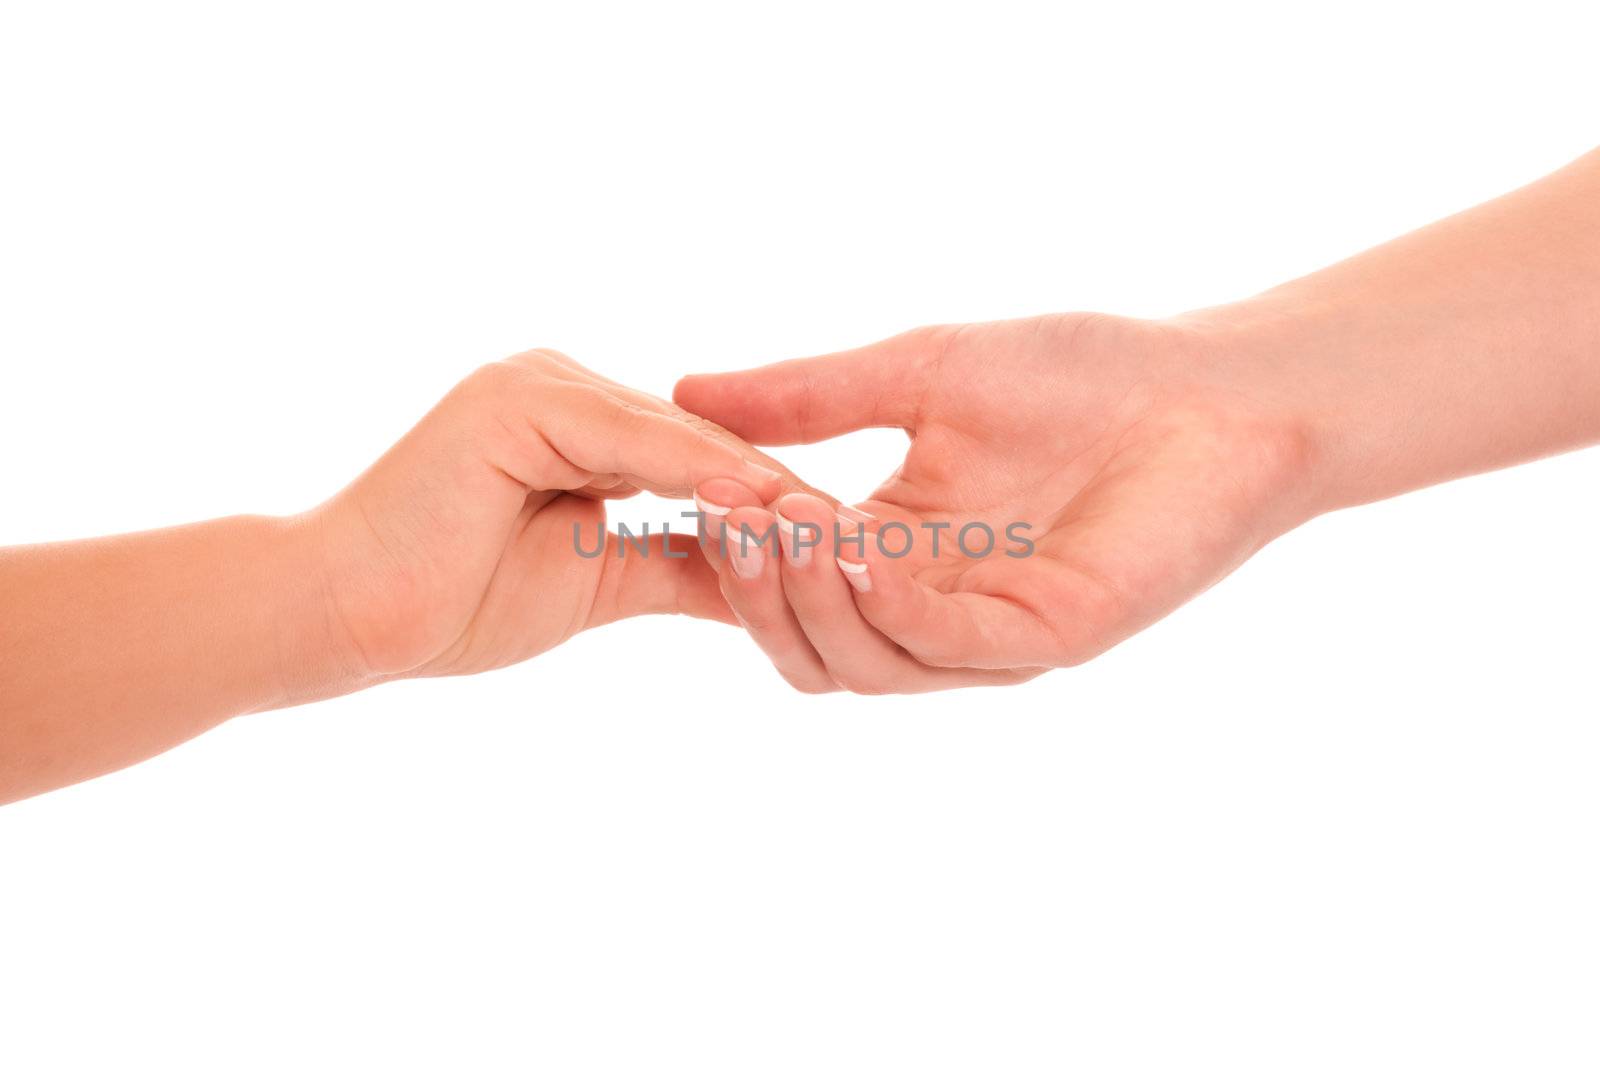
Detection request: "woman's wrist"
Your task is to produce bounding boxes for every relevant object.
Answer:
[1165,298,1359,527]
[1176,150,1600,524]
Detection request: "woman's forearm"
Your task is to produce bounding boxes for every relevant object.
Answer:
[1189,147,1600,515]
[0,515,356,804]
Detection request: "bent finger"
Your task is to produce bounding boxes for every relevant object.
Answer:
[588,533,736,628]
[713,505,837,693]
[774,494,1030,692]
[690,477,766,567]
[838,540,1085,669]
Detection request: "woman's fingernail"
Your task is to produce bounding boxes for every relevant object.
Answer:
[775,511,814,567]
[836,557,871,592]
[744,464,785,489]
[693,494,729,543]
[837,505,875,525]
[694,493,731,517]
[731,541,765,580]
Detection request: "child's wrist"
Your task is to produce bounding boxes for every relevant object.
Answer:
[260,511,384,709]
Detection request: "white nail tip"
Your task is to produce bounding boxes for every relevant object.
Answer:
[774,511,813,565]
[837,558,871,592]
[694,494,731,516]
[837,505,875,524]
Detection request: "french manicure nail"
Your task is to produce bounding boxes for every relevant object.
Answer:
[775,511,813,567]
[693,494,729,543]
[836,557,871,592]
[694,493,731,517]
[731,541,765,580]
[837,505,875,525]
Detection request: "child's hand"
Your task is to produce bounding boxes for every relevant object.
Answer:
[1,347,800,803]
[312,349,787,681]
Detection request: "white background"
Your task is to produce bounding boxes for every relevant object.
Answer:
[2,2,1597,1067]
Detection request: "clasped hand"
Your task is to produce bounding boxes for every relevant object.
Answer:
[324,312,1313,695]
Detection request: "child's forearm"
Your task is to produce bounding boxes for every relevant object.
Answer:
[0,514,356,804]
[1188,147,1600,514]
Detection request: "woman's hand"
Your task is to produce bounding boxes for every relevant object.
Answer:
[678,150,1600,696]
[675,314,1316,693]
[312,349,788,681]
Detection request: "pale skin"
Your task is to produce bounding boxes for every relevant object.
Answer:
[676,147,1600,694]
[4,149,1598,801]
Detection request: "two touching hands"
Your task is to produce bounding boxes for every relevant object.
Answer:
[10,150,1594,803]
[313,148,1600,697]
[322,312,1315,694]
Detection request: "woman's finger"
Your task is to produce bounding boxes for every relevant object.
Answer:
[773,493,1030,692]
[712,503,837,694]
[673,326,944,445]
[690,477,765,566]
[836,539,1085,669]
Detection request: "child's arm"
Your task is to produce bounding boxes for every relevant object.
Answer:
[0,349,785,804]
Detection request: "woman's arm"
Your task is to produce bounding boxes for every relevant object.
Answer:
[1189,147,1600,512]
[673,148,1600,693]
